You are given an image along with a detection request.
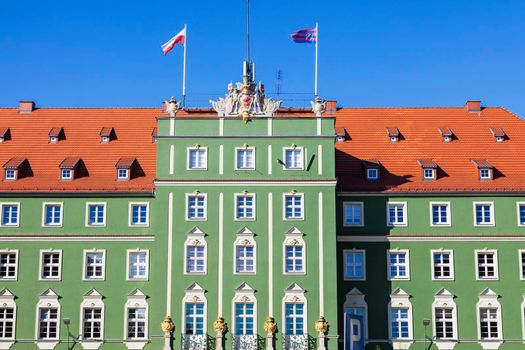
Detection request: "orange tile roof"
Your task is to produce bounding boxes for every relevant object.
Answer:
[0,108,159,193]
[59,157,81,169]
[115,157,136,168]
[3,157,26,169]
[99,127,114,137]
[48,127,63,137]
[335,106,525,193]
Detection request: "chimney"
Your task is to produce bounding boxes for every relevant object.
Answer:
[466,100,481,113]
[19,101,35,113]
[326,100,337,112]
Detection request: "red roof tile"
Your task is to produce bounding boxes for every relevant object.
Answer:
[115,157,136,169]
[3,157,26,169]
[417,159,437,168]
[489,127,505,138]
[48,127,63,137]
[0,128,9,138]
[59,157,81,169]
[99,127,114,137]
[472,159,493,168]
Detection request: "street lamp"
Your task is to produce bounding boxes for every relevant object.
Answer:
[62,318,71,349]
[422,319,430,350]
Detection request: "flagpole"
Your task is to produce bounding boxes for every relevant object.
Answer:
[182,24,187,107]
[314,22,319,97]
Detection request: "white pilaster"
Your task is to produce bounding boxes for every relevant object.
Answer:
[268,145,272,175]
[317,117,322,136]
[218,192,224,315]
[169,145,174,175]
[219,145,224,175]
[267,118,273,136]
[318,192,324,315]
[268,192,273,315]
[169,118,175,136]
[317,145,322,176]
[166,192,174,315]
[219,117,224,136]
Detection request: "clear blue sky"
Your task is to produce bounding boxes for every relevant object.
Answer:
[1,0,524,116]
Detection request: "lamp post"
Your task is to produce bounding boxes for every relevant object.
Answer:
[62,318,71,350]
[422,319,430,350]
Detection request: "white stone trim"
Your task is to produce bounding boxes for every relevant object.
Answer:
[343,288,368,341]
[283,227,306,275]
[82,249,106,281]
[35,289,60,350]
[184,227,207,275]
[0,289,16,347]
[519,250,525,281]
[282,283,307,336]
[430,249,454,281]
[219,145,224,175]
[232,283,257,335]
[337,235,525,242]
[282,192,305,221]
[476,288,502,349]
[185,193,208,221]
[429,202,451,227]
[0,235,155,242]
[318,191,324,316]
[233,227,256,275]
[282,146,305,170]
[317,144,322,175]
[124,289,148,350]
[166,192,173,315]
[234,146,256,171]
[233,192,256,221]
[156,180,337,186]
[343,249,366,281]
[169,144,174,175]
[473,201,495,227]
[387,249,410,281]
[182,283,207,334]
[0,202,20,227]
[268,192,273,316]
[218,192,224,316]
[0,249,18,281]
[267,145,272,175]
[126,249,149,281]
[128,202,150,227]
[343,201,365,227]
[475,249,499,281]
[39,249,62,281]
[41,202,64,227]
[79,289,104,349]
[186,146,208,171]
[388,288,413,349]
[386,202,408,227]
[85,202,107,227]
[432,288,458,350]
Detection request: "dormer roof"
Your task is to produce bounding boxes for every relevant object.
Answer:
[3,157,25,169]
[59,157,81,169]
[99,127,114,137]
[472,159,493,168]
[48,127,63,137]
[417,159,437,168]
[115,157,136,169]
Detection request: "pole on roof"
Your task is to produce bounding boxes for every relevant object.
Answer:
[182,24,187,107]
[246,0,251,63]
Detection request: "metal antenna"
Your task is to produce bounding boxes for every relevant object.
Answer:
[246,0,250,63]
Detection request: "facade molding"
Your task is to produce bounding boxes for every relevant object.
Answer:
[337,235,525,242]
[156,179,337,186]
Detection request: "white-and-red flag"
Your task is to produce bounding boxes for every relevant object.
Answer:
[161,27,186,56]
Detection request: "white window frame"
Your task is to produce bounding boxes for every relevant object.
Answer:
[35,289,60,347]
[423,168,436,180]
[185,193,207,221]
[344,288,369,342]
[475,249,499,280]
[42,202,63,227]
[386,202,408,227]
[431,249,454,281]
[477,288,502,348]
[366,168,379,180]
[473,202,495,227]
[4,169,16,181]
[282,283,307,336]
[39,250,62,281]
[521,294,525,341]
[184,228,207,275]
[233,227,256,275]
[387,249,410,281]
[283,228,306,275]
[0,289,16,344]
[235,147,256,170]
[388,288,413,347]
[128,202,150,227]
[182,283,207,335]
[432,288,458,347]
[187,147,208,170]
[343,201,364,227]
[479,168,493,180]
[85,202,106,227]
[232,283,257,335]
[0,203,20,227]
[234,193,256,221]
[283,193,305,221]
[117,168,130,180]
[60,168,73,180]
[282,147,304,170]
[124,289,148,348]
[83,250,106,281]
[343,249,366,281]
[430,202,451,227]
[126,249,149,281]
[0,250,18,281]
[80,289,104,347]
[519,250,525,281]
[517,202,525,227]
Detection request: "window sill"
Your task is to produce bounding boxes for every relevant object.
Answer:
[479,340,503,350]
[36,340,59,350]
[80,341,104,350]
[434,340,458,350]
[391,339,414,350]
[0,341,14,350]
[124,340,148,350]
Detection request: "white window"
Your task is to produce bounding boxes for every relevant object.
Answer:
[343,202,363,226]
[431,250,454,280]
[4,170,16,181]
[0,289,16,342]
[283,147,304,170]
[390,308,410,339]
[234,227,256,274]
[187,148,207,170]
[479,168,492,180]
[129,202,149,226]
[283,193,304,220]
[283,228,305,274]
[366,168,379,180]
[474,202,494,226]
[61,169,72,180]
[185,228,207,274]
[431,202,451,226]
[282,283,307,336]
[40,250,62,280]
[235,194,255,220]
[80,289,104,343]
[186,194,207,220]
[0,250,17,280]
[236,147,255,170]
[344,288,369,341]
[117,168,129,180]
[344,250,366,280]
[476,250,498,280]
[388,288,413,346]
[83,250,105,280]
[0,203,19,227]
[42,202,63,226]
[432,288,457,343]
[520,250,525,280]
[127,250,149,280]
[182,283,207,341]
[125,289,148,343]
[36,289,60,344]
[86,202,106,227]
[477,288,502,346]
[233,283,257,337]
[423,168,436,180]
[387,249,410,280]
[517,203,525,226]
[387,202,407,226]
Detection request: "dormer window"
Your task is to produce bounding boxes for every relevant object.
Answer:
[387,127,399,142]
[59,157,80,181]
[472,160,493,180]
[3,158,25,181]
[115,157,136,181]
[0,128,10,143]
[367,168,379,180]
[335,127,347,142]
[480,168,491,180]
[438,127,453,142]
[48,128,64,144]
[362,160,380,180]
[99,127,114,143]
[417,159,437,180]
[490,128,506,143]
[5,169,16,180]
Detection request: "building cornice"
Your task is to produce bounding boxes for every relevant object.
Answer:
[338,234,525,242]
[155,179,337,187]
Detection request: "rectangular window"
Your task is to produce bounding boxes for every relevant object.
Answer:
[38,308,58,339]
[4,170,15,180]
[0,308,14,339]
[390,308,410,339]
[343,202,363,226]
[235,195,255,220]
[283,148,303,169]
[86,203,105,226]
[130,203,149,226]
[43,203,62,226]
[127,308,146,339]
[431,203,450,226]
[117,168,129,180]
[40,251,61,280]
[284,245,304,273]
[235,303,254,335]
[128,251,148,280]
[423,168,436,180]
[476,251,498,280]
[0,251,17,280]
[236,148,255,170]
[388,250,409,280]
[235,245,255,273]
[188,148,207,170]
[83,308,102,340]
[1,204,19,226]
[186,246,206,274]
[61,169,72,180]
[479,308,499,339]
[474,203,494,226]
[435,308,454,339]
[185,303,204,335]
[366,168,379,180]
[432,251,453,280]
[187,195,206,220]
[517,203,525,226]
[84,251,105,280]
[285,303,304,335]
[284,194,303,220]
[387,203,407,226]
[480,168,492,180]
[344,251,365,280]
[520,251,525,280]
